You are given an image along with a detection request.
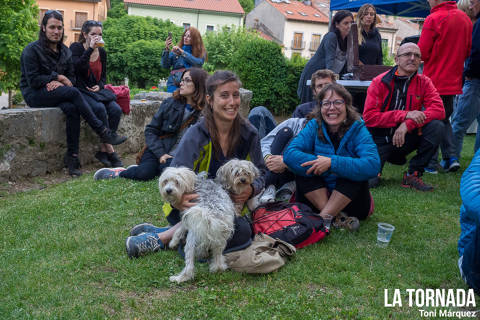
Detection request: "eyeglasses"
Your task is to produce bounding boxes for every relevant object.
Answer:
[45,9,62,16]
[85,20,102,27]
[180,78,193,84]
[397,52,421,59]
[321,99,345,109]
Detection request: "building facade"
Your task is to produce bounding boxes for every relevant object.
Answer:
[36,0,110,46]
[124,0,244,34]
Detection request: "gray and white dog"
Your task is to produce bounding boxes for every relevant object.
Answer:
[158,167,235,283]
[215,159,262,214]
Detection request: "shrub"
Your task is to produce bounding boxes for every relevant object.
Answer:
[103,15,183,87]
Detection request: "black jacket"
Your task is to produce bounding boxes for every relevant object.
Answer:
[359,28,383,65]
[464,14,480,79]
[145,97,201,159]
[20,40,75,98]
[69,42,107,90]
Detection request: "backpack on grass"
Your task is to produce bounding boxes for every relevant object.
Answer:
[251,202,328,249]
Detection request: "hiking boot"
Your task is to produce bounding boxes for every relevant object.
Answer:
[260,185,276,203]
[93,167,125,180]
[129,223,170,236]
[100,129,127,146]
[126,232,165,258]
[440,158,460,172]
[107,152,123,167]
[276,181,296,202]
[64,154,82,177]
[402,171,433,191]
[95,151,111,167]
[332,212,360,231]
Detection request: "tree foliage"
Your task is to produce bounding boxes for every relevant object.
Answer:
[108,0,127,19]
[0,0,38,92]
[103,15,183,87]
[204,27,305,114]
[238,0,255,14]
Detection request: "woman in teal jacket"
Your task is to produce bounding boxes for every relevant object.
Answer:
[284,83,380,223]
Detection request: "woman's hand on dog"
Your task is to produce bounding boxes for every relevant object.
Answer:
[174,193,199,211]
[231,185,253,204]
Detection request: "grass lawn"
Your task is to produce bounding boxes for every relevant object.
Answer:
[1,136,478,319]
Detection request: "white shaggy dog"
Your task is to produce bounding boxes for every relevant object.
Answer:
[215,159,262,214]
[158,167,235,283]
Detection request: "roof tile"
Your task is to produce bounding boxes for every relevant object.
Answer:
[267,0,329,23]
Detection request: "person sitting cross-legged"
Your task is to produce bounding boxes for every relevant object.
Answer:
[362,42,445,191]
[284,83,380,230]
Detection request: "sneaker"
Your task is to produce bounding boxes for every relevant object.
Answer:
[107,152,123,167]
[368,174,381,188]
[424,166,438,174]
[64,154,82,177]
[95,151,111,167]
[100,129,127,146]
[402,171,433,192]
[276,181,296,202]
[332,212,360,231]
[93,167,125,180]
[125,232,165,258]
[126,164,139,170]
[440,158,460,172]
[260,185,276,203]
[129,223,169,236]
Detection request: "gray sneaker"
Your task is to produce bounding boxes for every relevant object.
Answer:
[129,223,169,236]
[93,167,126,180]
[125,232,164,258]
[276,181,296,202]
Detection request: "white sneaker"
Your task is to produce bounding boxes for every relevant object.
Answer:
[126,164,139,170]
[259,185,276,204]
[276,181,296,202]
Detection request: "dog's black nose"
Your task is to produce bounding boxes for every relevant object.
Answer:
[166,188,172,194]
[240,178,246,183]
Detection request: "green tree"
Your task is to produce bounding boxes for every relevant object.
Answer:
[0,0,38,104]
[103,15,182,86]
[238,0,255,14]
[124,40,165,88]
[108,0,127,19]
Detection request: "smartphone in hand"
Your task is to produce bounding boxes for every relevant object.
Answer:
[168,32,172,39]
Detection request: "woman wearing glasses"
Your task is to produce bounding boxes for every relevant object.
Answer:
[297,10,354,103]
[162,27,206,92]
[284,83,380,230]
[356,4,383,65]
[94,68,208,181]
[20,10,125,177]
[70,20,126,168]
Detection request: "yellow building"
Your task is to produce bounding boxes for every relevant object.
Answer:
[36,0,111,46]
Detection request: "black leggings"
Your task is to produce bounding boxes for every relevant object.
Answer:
[295,176,371,220]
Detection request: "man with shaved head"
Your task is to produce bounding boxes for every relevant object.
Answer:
[363,43,445,191]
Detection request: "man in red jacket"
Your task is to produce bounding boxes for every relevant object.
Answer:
[418,0,472,173]
[363,43,445,191]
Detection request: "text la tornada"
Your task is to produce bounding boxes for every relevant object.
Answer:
[384,289,476,307]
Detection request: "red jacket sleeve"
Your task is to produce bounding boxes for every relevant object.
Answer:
[418,16,437,64]
[363,77,408,128]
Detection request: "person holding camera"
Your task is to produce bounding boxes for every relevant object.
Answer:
[162,27,206,93]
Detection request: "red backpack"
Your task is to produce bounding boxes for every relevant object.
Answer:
[105,84,130,115]
[251,202,328,249]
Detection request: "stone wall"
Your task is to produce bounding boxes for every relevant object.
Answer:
[0,89,252,181]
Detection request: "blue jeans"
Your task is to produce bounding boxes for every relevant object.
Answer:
[248,106,276,139]
[82,93,122,132]
[451,79,480,160]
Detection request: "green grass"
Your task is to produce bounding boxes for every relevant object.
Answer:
[1,136,479,319]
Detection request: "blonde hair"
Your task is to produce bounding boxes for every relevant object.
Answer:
[356,4,377,45]
[457,0,476,21]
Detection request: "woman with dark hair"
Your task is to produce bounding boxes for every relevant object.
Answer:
[284,83,380,230]
[19,10,125,177]
[162,27,206,92]
[70,20,125,168]
[94,68,208,181]
[124,70,266,259]
[356,4,383,65]
[297,10,354,103]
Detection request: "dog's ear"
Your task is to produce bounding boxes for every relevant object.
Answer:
[180,168,196,193]
[215,165,228,187]
[249,161,260,178]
